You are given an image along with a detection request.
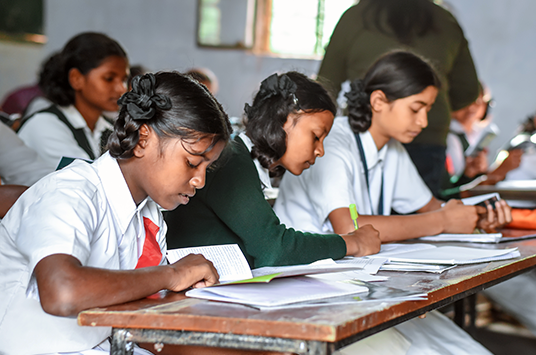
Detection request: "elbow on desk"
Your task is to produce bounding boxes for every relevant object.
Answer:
[39,287,83,317]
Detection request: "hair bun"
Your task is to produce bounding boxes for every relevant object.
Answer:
[118,73,172,120]
[344,79,369,109]
[258,73,299,104]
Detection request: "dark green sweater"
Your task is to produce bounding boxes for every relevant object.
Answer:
[165,137,346,268]
[318,1,479,146]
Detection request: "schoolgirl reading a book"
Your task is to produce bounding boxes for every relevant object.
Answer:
[165,71,381,268]
[274,51,504,355]
[0,72,231,355]
[275,52,511,242]
[18,32,129,172]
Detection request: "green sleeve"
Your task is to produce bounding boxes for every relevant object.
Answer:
[203,142,346,268]
[317,5,362,97]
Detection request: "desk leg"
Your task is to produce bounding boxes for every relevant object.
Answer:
[453,294,477,336]
[111,329,134,355]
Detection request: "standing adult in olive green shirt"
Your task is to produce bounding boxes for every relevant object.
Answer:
[318,0,479,197]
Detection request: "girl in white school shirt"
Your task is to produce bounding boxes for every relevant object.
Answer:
[18,32,129,172]
[0,72,231,355]
[275,51,510,355]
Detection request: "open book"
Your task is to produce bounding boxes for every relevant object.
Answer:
[166,244,368,284]
[167,244,369,308]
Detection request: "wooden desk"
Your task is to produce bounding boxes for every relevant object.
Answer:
[78,239,536,355]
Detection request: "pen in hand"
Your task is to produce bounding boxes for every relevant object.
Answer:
[350,204,359,230]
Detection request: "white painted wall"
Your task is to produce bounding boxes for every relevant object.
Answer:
[0,41,45,103]
[41,0,320,119]
[1,0,535,159]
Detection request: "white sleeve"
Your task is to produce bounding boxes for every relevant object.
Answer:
[0,122,50,185]
[302,136,360,225]
[16,185,97,274]
[391,144,433,214]
[18,113,92,171]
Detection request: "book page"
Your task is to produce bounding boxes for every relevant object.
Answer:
[167,244,252,282]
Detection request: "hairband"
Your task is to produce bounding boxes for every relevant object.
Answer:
[118,73,171,120]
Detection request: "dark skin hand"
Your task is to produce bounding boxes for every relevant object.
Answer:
[34,253,219,317]
[329,198,511,242]
[340,224,381,256]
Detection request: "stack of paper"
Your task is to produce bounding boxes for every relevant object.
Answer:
[419,233,503,243]
[186,276,368,308]
[419,232,536,244]
[368,244,520,265]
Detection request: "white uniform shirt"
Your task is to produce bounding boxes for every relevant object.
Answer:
[0,152,167,355]
[0,121,50,185]
[18,105,113,172]
[274,117,432,233]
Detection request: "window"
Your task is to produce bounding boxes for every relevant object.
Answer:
[0,0,46,43]
[268,0,356,56]
[197,0,256,49]
[197,0,356,57]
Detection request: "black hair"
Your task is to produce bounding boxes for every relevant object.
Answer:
[245,71,336,177]
[186,70,211,85]
[128,64,149,89]
[41,32,127,106]
[37,51,62,93]
[346,51,441,134]
[108,72,231,159]
[362,0,436,45]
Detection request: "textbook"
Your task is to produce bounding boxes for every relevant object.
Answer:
[166,244,368,284]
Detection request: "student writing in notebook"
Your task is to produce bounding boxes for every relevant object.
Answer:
[274,51,501,355]
[165,72,381,268]
[18,32,129,172]
[0,72,231,355]
[275,52,511,243]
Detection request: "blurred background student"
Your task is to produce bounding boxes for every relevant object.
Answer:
[317,0,480,197]
[443,84,523,197]
[17,32,129,172]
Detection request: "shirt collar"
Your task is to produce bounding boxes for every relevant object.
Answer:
[92,152,148,234]
[60,105,107,133]
[238,132,273,190]
[450,119,465,134]
[359,131,388,170]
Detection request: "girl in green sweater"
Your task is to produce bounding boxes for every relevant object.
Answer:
[165,72,380,268]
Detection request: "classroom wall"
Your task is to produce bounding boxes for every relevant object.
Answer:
[0,41,45,104]
[42,0,319,120]
[1,0,535,158]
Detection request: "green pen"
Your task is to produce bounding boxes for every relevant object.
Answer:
[349,204,359,230]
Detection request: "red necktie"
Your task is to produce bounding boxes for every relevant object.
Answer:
[135,217,163,268]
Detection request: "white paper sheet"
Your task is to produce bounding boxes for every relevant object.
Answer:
[379,246,519,265]
[186,277,368,307]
